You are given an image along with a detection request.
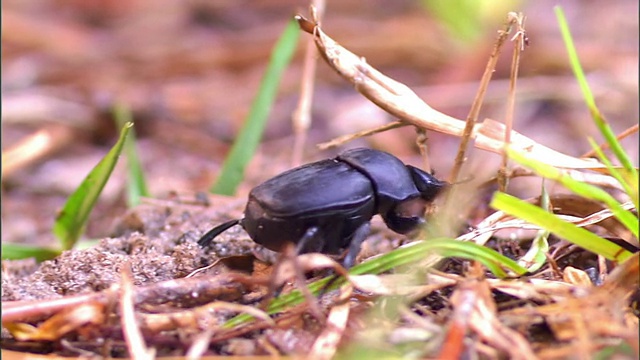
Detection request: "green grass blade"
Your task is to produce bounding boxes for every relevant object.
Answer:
[517,183,551,272]
[211,18,300,195]
[508,148,639,238]
[347,238,527,278]
[113,103,149,207]
[588,137,639,212]
[555,6,638,184]
[52,122,133,249]
[491,192,633,263]
[223,238,527,328]
[1,243,62,262]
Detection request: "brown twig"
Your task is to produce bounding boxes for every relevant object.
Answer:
[309,285,351,360]
[449,14,520,185]
[1,124,75,178]
[580,123,639,158]
[140,301,274,333]
[292,2,326,166]
[415,127,432,172]
[295,15,610,172]
[2,273,249,324]
[209,303,309,343]
[120,263,155,360]
[317,121,407,150]
[498,12,528,192]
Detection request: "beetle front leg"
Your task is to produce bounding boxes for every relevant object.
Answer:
[343,222,370,269]
[295,226,322,255]
[316,221,371,297]
[270,227,326,320]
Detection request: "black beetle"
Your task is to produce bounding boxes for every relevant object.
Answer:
[198,148,447,268]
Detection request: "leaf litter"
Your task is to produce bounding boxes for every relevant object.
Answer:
[2,1,638,358]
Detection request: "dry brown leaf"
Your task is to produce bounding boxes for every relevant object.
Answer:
[444,277,537,360]
[500,254,639,355]
[309,299,350,360]
[140,301,274,333]
[5,302,104,341]
[562,266,594,287]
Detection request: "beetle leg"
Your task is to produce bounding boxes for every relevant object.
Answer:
[197,219,241,247]
[342,222,370,269]
[316,221,371,297]
[295,226,322,254]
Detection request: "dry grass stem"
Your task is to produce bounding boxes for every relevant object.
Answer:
[2,124,75,178]
[498,12,528,192]
[580,123,640,158]
[265,248,331,322]
[295,15,611,173]
[415,128,432,172]
[292,2,326,166]
[119,264,155,360]
[186,328,215,360]
[317,121,407,150]
[451,13,520,185]
[310,295,351,360]
[458,196,636,246]
[209,303,310,344]
[4,303,105,341]
[140,301,274,333]
[2,273,248,324]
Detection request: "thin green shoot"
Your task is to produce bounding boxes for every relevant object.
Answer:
[588,137,638,212]
[508,148,638,238]
[1,243,62,262]
[517,182,551,272]
[555,6,638,185]
[211,18,300,195]
[491,192,633,263]
[113,103,149,207]
[52,123,133,250]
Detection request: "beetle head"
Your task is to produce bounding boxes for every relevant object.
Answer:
[380,166,448,235]
[406,165,448,201]
[381,197,427,234]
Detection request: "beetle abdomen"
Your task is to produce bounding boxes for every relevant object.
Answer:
[243,196,376,254]
[249,159,374,217]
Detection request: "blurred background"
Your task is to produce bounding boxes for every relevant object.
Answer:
[2,0,638,246]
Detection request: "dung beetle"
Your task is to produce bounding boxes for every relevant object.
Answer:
[198,148,447,268]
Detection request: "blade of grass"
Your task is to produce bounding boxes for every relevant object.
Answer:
[223,238,527,328]
[491,192,633,263]
[113,103,149,207]
[517,182,551,272]
[588,137,638,211]
[52,123,133,249]
[555,6,638,185]
[508,148,638,238]
[1,243,62,262]
[211,18,300,195]
[348,238,527,279]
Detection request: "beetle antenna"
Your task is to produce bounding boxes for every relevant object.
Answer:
[197,219,241,247]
